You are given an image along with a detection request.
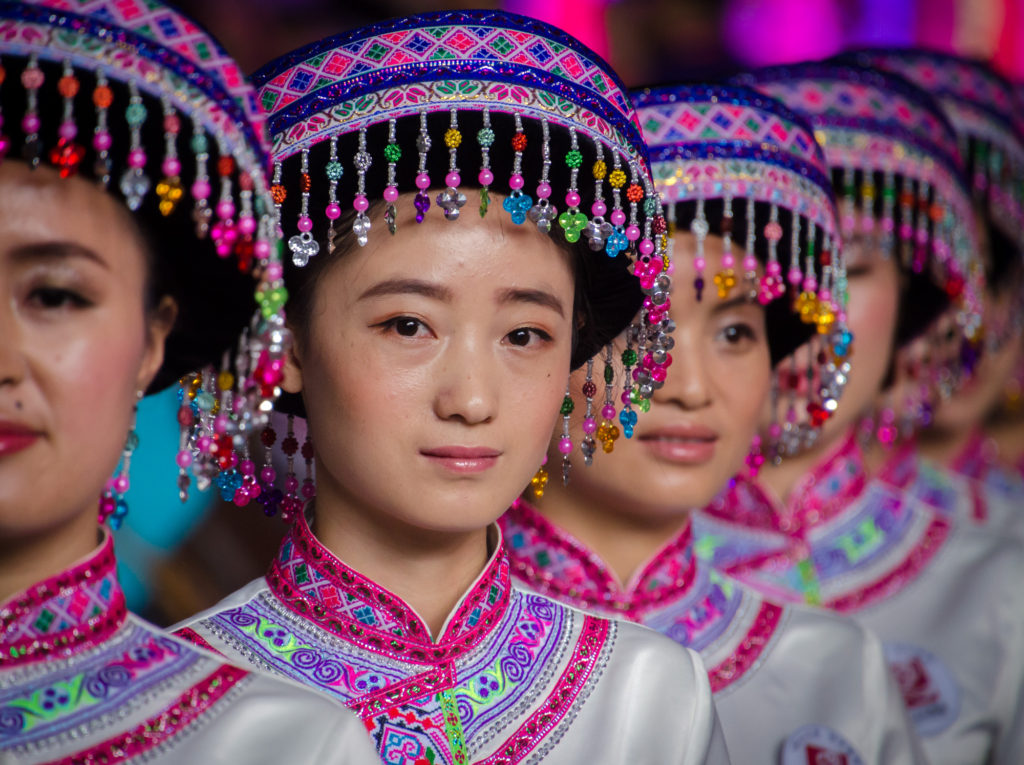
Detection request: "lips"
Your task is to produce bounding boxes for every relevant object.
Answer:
[637,424,718,465]
[0,421,42,458]
[420,446,502,474]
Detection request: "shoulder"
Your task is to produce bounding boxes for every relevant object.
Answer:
[169,576,272,630]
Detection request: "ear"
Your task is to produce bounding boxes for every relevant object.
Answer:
[136,296,178,393]
[281,329,304,394]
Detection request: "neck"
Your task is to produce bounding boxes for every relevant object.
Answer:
[0,511,101,606]
[917,424,977,469]
[310,470,491,639]
[533,479,690,588]
[758,423,857,504]
[985,414,1024,465]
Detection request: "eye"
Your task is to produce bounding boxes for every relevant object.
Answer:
[27,287,90,310]
[718,323,757,346]
[377,316,432,338]
[506,327,552,347]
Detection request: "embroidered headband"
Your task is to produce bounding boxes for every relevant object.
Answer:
[635,84,850,460]
[249,11,673,511]
[0,1,286,514]
[735,63,984,347]
[845,49,1024,256]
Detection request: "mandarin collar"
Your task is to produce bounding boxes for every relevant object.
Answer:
[709,429,867,537]
[500,498,696,618]
[267,512,512,665]
[0,531,127,668]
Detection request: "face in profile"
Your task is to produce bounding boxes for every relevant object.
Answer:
[284,192,575,535]
[546,231,771,520]
[0,162,173,540]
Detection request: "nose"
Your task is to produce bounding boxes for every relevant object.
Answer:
[652,326,711,410]
[0,299,26,390]
[432,335,498,425]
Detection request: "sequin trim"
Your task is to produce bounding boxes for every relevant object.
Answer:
[706,600,784,693]
[174,627,222,656]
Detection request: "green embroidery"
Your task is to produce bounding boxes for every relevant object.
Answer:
[835,518,882,564]
[797,559,821,606]
[437,689,468,764]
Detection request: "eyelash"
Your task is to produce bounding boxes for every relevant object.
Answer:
[506,327,553,347]
[374,318,553,346]
[27,286,92,310]
[719,323,757,345]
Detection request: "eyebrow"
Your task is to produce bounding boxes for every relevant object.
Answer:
[496,287,565,317]
[358,279,453,302]
[10,241,110,270]
[713,295,759,313]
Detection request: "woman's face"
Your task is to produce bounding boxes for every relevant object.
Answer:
[286,193,574,534]
[553,231,770,519]
[811,231,901,442]
[0,162,173,539]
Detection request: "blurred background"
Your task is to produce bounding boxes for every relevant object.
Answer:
[123,0,1024,626]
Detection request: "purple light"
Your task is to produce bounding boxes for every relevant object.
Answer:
[722,0,843,67]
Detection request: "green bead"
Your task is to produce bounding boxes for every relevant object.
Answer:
[637,397,651,413]
[560,395,575,415]
[196,391,216,411]
[384,143,402,163]
[565,149,583,169]
[604,364,614,384]
[643,197,659,216]
[125,102,148,126]
[621,348,637,367]
[479,187,490,217]
[477,127,495,147]
[124,430,140,451]
[190,134,209,154]
[325,161,344,181]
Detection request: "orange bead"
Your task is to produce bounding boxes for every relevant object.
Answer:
[93,85,114,109]
[0,64,5,86]
[217,156,236,177]
[625,183,644,203]
[510,133,527,152]
[270,184,287,204]
[299,173,311,193]
[57,74,80,98]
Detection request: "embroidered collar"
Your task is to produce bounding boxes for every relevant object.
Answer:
[266,512,512,665]
[950,428,996,482]
[500,498,696,618]
[877,439,920,490]
[0,532,127,668]
[709,431,867,537]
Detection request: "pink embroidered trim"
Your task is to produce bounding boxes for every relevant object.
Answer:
[40,664,249,765]
[268,515,511,665]
[478,615,610,765]
[826,515,952,613]
[967,481,988,522]
[350,663,458,720]
[174,627,223,656]
[950,428,989,480]
[503,500,697,617]
[1,535,127,668]
[706,600,784,693]
[877,440,919,490]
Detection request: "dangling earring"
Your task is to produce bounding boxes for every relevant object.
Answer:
[99,391,141,530]
[301,433,316,502]
[744,435,764,479]
[530,455,549,500]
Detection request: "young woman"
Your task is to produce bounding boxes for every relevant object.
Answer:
[700,62,1024,764]
[175,12,729,764]
[500,83,926,762]
[847,49,1024,536]
[0,2,380,763]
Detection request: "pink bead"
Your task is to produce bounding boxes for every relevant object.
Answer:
[638,238,654,255]
[240,459,255,476]
[112,475,130,494]
[536,182,552,199]
[625,225,641,241]
[284,476,300,493]
[415,172,431,190]
[652,367,667,383]
[214,414,229,434]
[602,404,616,420]
[694,257,706,271]
[743,255,758,271]
[558,437,573,455]
[610,209,627,226]
[621,391,632,404]
[666,259,676,276]
[233,488,249,507]
[297,216,313,233]
[325,203,341,220]
[478,168,494,186]
[164,113,181,134]
[264,262,283,280]
[90,131,110,152]
[160,159,180,178]
[128,148,147,169]
[301,482,316,499]
[383,185,399,202]
[582,417,597,435]
[591,200,607,217]
[234,217,254,236]
[820,289,832,301]
[176,450,193,468]
[353,194,369,212]
[509,174,525,190]
[767,260,781,275]
[260,466,276,483]
[255,240,271,259]
[197,436,213,453]
[216,200,235,220]
[722,254,735,268]
[565,191,581,208]
[769,423,782,438]
[58,121,77,141]
[192,179,211,199]
[445,172,461,188]
[788,268,802,285]
[21,114,40,133]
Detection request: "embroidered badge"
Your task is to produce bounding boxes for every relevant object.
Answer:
[883,642,960,737]
[780,724,864,765]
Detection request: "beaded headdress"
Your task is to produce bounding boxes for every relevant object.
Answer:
[635,84,849,460]
[250,11,672,511]
[736,64,983,346]
[0,1,286,519]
